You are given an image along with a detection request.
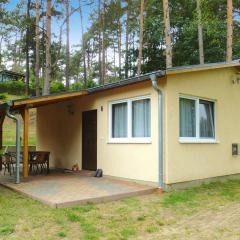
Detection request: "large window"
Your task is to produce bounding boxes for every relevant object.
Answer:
[179,96,215,142]
[109,96,151,143]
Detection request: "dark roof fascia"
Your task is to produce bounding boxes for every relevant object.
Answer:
[10,70,166,105]
[87,70,166,93]
[166,60,240,73]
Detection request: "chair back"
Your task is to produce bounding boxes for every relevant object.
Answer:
[29,151,50,163]
[3,153,14,164]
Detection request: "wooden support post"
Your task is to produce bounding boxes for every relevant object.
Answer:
[0,114,5,171]
[22,108,29,177]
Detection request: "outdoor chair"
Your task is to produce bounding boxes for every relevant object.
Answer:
[29,151,50,175]
[2,153,16,176]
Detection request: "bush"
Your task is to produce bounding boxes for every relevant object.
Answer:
[0,81,25,95]
[0,93,7,100]
[50,81,65,93]
[70,82,84,90]
[70,80,97,91]
[0,81,35,95]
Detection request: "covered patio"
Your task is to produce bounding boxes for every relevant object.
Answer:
[0,172,156,208]
[0,89,157,207]
[0,90,89,182]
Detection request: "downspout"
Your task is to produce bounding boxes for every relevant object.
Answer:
[150,72,165,189]
[6,102,21,184]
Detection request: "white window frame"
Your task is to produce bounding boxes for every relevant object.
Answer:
[108,95,151,144]
[179,95,217,144]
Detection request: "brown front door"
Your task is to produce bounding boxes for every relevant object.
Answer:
[82,110,97,171]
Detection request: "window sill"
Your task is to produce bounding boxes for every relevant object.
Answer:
[108,138,152,144]
[179,138,219,144]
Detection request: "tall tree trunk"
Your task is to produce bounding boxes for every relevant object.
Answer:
[25,0,31,95]
[113,38,117,78]
[197,0,204,64]
[18,32,23,66]
[125,0,130,79]
[137,0,144,76]
[91,40,94,67]
[101,0,106,83]
[65,0,70,89]
[58,25,63,62]
[226,0,233,62]
[0,36,2,67]
[43,0,51,95]
[13,33,18,70]
[87,43,90,73]
[163,0,172,68]
[98,0,102,84]
[35,0,40,96]
[117,19,122,79]
[78,0,87,86]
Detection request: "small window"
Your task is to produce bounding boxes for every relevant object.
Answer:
[132,99,150,137]
[180,96,215,142]
[180,98,196,138]
[112,102,128,138]
[109,96,151,143]
[199,100,215,138]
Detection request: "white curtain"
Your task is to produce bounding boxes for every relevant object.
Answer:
[199,100,214,138]
[180,98,196,137]
[132,99,150,137]
[112,102,127,138]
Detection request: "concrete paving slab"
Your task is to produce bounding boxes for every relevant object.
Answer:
[0,173,156,208]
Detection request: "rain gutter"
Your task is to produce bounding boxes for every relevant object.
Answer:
[150,71,166,189]
[5,102,21,184]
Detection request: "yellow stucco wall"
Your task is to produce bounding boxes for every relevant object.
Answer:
[37,81,165,183]
[37,66,240,185]
[165,67,240,184]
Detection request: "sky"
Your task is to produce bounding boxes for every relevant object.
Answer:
[5,0,97,48]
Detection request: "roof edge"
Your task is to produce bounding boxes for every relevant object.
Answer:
[86,70,166,93]
[166,60,240,75]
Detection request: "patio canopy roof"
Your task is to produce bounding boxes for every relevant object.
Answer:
[5,90,89,111]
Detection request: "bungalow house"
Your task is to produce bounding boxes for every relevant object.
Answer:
[1,61,240,190]
[0,70,25,82]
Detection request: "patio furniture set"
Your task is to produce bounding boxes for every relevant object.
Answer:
[0,151,50,176]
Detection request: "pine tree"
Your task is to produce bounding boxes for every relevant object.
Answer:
[43,0,51,95]
[197,0,204,64]
[137,0,144,76]
[125,0,130,79]
[35,0,40,96]
[25,0,31,95]
[65,0,70,89]
[163,0,172,68]
[78,0,87,85]
[226,0,233,62]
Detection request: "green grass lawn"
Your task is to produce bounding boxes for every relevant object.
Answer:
[1,180,240,239]
[2,94,36,146]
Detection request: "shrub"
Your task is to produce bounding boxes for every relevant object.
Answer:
[86,79,97,88]
[0,93,7,100]
[0,81,35,95]
[70,80,97,91]
[50,81,65,93]
[0,81,25,95]
[70,82,84,90]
